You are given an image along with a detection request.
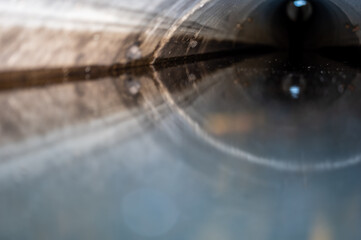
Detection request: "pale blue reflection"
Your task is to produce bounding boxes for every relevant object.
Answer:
[122,188,179,237]
[289,85,301,99]
[293,0,307,7]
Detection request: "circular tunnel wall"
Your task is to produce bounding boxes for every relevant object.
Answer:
[0,0,360,70]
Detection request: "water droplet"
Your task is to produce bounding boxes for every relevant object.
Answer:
[126,78,141,95]
[126,45,142,60]
[189,39,198,48]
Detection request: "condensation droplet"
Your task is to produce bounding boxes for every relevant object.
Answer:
[126,45,142,60]
[189,40,198,48]
[126,78,141,95]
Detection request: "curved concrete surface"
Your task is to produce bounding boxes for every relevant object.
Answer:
[0,0,360,69]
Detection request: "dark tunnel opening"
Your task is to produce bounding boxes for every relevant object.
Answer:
[248,0,360,56]
[152,0,361,67]
[228,0,361,104]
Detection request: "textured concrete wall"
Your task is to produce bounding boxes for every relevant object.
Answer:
[0,0,360,70]
[0,0,261,70]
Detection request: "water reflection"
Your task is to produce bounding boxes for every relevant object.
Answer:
[151,53,361,171]
[0,52,360,170]
[1,52,361,239]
